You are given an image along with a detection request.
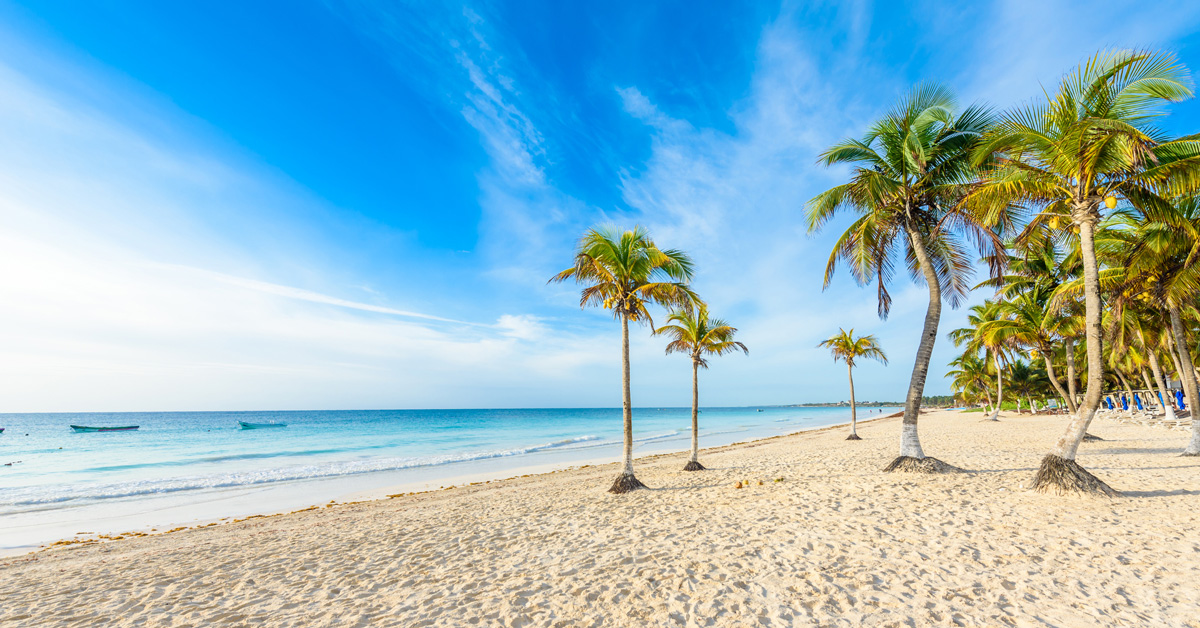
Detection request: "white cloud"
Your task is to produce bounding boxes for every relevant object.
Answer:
[8,1,1199,412]
[960,0,1200,109]
[0,25,617,412]
[0,217,619,411]
[172,266,473,325]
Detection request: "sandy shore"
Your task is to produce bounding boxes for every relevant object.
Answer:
[3,409,1200,627]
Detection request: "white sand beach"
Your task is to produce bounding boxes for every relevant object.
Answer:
[3,409,1200,627]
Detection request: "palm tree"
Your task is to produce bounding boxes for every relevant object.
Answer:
[980,288,1076,413]
[948,352,991,410]
[949,301,1012,421]
[1106,198,1200,453]
[806,84,1006,473]
[818,329,888,440]
[550,226,695,493]
[969,49,1200,494]
[1032,359,1060,410]
[1006,360,1037,413]
[977,238,1085,413]
[1148,339,1179,422]
[656,305,748,470]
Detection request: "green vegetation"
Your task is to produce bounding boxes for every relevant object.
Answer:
[950,50,1200,493]
[656,304,748,470]
[552,48,1200,499]
[806,83,1005,469]
[551,226,695,493]
[818,328,888,440]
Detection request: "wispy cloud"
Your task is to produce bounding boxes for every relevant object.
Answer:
[6,1,1200,411]
[0,219,615,411]
[330,2,595,290]
[0,18,609,412]
[173,265,475,325]
[960,0,1200,109]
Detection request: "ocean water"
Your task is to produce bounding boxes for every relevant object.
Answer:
[0,406,897,550]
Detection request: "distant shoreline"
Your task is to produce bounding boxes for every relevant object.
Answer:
[785,402,955,408]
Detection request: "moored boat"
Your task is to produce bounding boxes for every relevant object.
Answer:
[239,421,287,429]
[71,425,139,432]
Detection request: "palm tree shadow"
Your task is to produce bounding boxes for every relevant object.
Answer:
[1088,447,1189,455]
[644,483,728,492]
[1121,488,1200,498]
[1087,464,1200,471]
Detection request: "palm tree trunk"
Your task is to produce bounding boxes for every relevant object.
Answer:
[683,360,705,470]
[1148,349,1177,421]
[1168,305,1200,456]
[1032,216,1115,495]
[986,353,1003,421]
[1139,368,1155,405]
[1114,369,1133,412]
[846,363,861,440]
[1065,338,1079,408]
[1028,396,1036,414]
[884,224,955,473]
[1042,353,1075,414]
[1168,330,1186,385]
[609,312,646,492]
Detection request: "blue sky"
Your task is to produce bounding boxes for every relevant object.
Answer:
[3,1,1200,411]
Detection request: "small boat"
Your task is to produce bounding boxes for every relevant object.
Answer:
[71,425,139,432]
[0,428,4,434]
[239,421,287,429]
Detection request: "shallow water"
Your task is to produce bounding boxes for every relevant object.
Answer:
[0,406,897,549]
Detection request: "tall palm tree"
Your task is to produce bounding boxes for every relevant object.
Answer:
[980,288,1076,413]
[969,49,1200,494]
[977,238,1085,413]
[806,84,1006,473]
[1103,289,1165,413]
[550,226,695,493]
[1148,339,1179,421]
[949,301,1012,421]
[818,328,888,440]
[977,235,1080,300]
[948,352,991,409]
[656,305,748,470]
[1107,198,1200,453]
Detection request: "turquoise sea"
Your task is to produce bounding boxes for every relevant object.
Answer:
[0,406,897,550]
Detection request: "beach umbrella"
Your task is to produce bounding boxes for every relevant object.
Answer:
[1121,395,1128,411]
[1177,389,1186,410]
[1134,393,1143,411]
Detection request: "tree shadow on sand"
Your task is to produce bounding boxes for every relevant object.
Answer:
[1086,447,1193,455]
[1119,488,1200,498]
[966,467,1036,474]
[644,482,737,492]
